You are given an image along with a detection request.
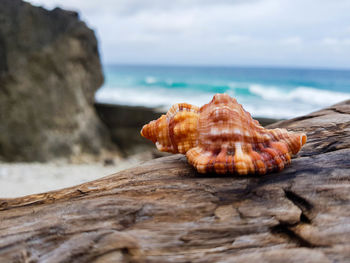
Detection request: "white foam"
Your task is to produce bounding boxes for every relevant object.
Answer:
[95,86,213,109]
[249,84,350,106]
[145,76,157,84]
[228,82,239,89]
[95,83,350,119]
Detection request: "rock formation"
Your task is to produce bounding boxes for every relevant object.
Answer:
[1,100,350,262]
[0,0,113,161]
[95,103,164,156]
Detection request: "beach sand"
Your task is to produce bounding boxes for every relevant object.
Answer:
[0,153,152,198]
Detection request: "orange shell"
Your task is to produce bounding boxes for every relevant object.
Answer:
[141,103,199,154]
[141,94,307,175]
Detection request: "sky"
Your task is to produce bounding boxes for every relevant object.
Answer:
[27,0,350,69]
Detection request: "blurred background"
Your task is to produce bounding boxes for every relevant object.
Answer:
[29,0,350,119]
[1,0,349,197]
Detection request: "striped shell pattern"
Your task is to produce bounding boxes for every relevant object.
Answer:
[141,93,307,175]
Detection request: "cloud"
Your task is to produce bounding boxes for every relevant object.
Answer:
[226,35,251,45]
[281,37,303,46]
[28,0,261,16]
[26,0,350,68]
[322,38,340,45]
[322,37,350,46]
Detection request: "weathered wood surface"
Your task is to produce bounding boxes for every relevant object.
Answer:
[1,100,350,263]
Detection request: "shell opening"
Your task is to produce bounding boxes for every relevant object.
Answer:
[300,133,307,146]
[140,125,148,138]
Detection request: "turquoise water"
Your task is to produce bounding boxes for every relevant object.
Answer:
[95,65,350,118]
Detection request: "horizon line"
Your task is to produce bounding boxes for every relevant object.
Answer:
[102,62,350,72]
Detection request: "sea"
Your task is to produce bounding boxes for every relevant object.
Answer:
[95,65,350,119]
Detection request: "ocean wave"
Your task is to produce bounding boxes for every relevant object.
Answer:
[95,86,317,118]
[95,86,213,109]
[100,65,350,119]
[249,84,350,106]
[141,75,234,92]
[143,76,189,88]
[95,83,350,119]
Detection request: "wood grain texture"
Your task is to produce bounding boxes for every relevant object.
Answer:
[1,100,350,263]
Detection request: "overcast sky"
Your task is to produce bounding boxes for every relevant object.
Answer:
[27,0,350,69]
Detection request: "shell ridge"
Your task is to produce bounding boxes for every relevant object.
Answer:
[168,116,178,153]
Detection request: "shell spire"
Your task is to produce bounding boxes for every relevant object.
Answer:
[141,94,307,175]
[141,103,200,154]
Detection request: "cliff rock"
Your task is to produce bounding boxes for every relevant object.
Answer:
[0,0,113,161]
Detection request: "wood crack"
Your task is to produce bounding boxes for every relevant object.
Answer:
[283,189,313,214]
[270,222,314,248]
[329,107,350,115]
[268,189,323,249]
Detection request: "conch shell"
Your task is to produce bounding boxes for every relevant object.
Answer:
[141,94,307,175]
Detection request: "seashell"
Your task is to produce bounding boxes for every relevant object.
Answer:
[141,94,307,175]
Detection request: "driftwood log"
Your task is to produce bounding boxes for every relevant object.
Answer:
[1,100,350,263]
